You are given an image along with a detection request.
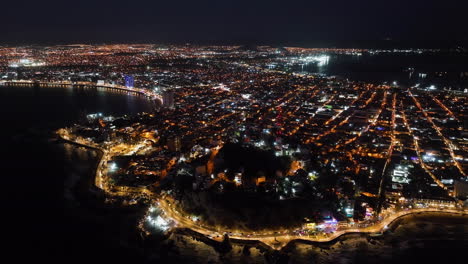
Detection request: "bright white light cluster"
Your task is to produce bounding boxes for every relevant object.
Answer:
[9,59,46,68]
[146,215,170,231]
[109,162,117,172]
[144,206,174,233]
[300,55,330,67]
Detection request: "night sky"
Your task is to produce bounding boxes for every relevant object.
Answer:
[2,0,467,47]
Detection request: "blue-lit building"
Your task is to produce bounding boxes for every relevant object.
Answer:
[339,199,355,218]
[124,75,134,88]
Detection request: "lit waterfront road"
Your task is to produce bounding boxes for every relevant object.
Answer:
[2,80,163,103]
[57,122,467,250]
[155,195,466,249]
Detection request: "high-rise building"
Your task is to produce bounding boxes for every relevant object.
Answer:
[162,89,175,109]
[124,75,134,88]
[339,199,355,218]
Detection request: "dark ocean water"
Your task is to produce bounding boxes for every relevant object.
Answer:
[298,53,468,89]
[1,85,153,262]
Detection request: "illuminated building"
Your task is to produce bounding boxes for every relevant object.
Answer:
[391,164,412,189]
[234,173,242,186]
[167,136,181,152]
[256,176,266,185]
[124,75,134,88]
[339,199,355,218]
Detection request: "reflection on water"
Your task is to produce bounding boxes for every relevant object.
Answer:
[0,85,154,133]
[296,53,468,88]
[2,84,154,208]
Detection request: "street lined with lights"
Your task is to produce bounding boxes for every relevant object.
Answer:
[15,44,463,250]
